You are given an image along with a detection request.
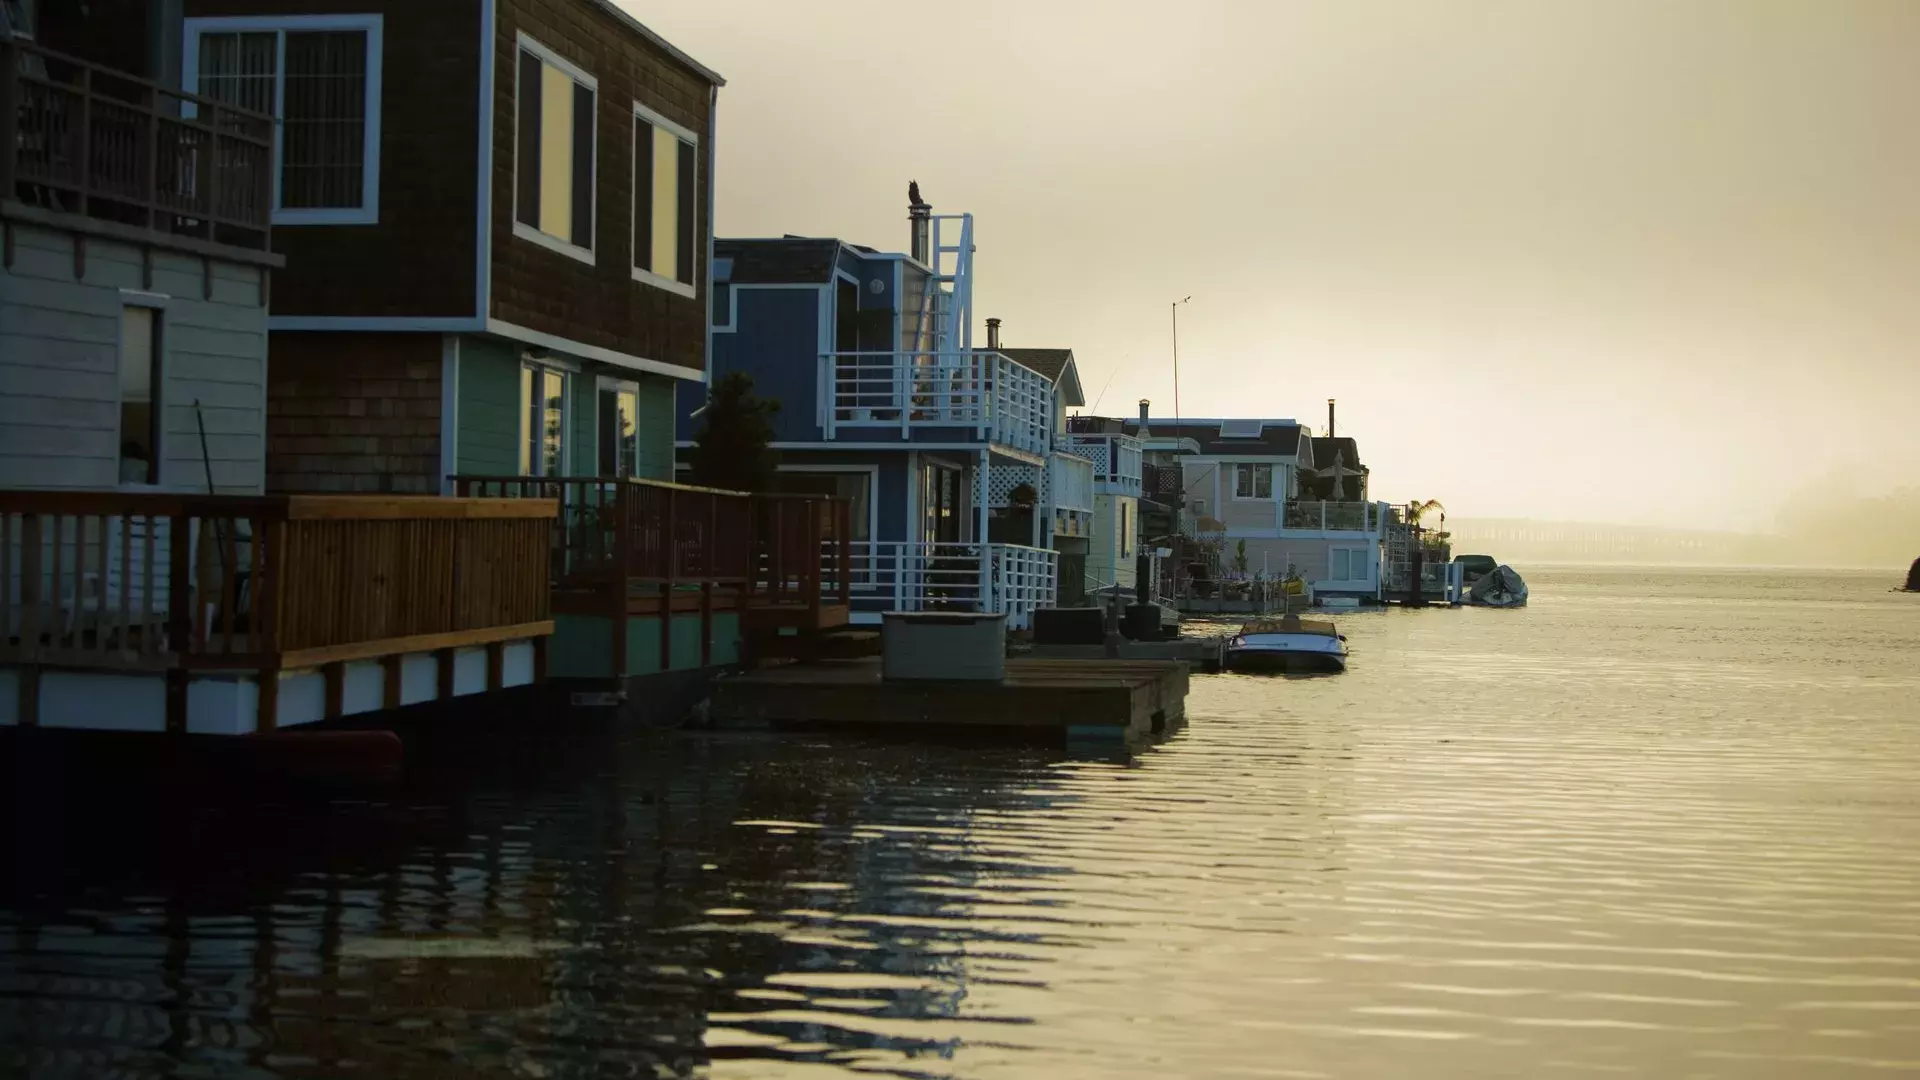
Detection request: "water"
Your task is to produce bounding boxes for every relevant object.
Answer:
[3,567,1919,1078]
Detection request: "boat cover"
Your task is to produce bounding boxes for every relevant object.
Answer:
[1469,565,1529,607]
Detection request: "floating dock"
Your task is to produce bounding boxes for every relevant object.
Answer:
[1021,635,1226,672]
[708,658,1188,743]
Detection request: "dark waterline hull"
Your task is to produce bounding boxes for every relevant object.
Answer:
[1225,649,1348,674]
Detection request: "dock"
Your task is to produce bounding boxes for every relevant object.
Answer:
[1022,635,1227,672]
[708,658,1188,743]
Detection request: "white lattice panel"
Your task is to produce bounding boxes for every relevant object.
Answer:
[988,464,1041,507]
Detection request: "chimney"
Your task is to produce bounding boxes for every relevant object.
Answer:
[985,318,1001,349]
[1138,398,1152,436]
[908,182,931,264]
[1327,398,1336,439]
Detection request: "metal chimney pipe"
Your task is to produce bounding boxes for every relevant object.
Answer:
[909,196,931,264]
[985,317,1001,349]
[1327,398,1336,439]
[1138,398,1152,431]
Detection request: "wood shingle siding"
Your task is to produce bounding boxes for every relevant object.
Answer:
[265,333,441,494]
[0,223,268,493]
[491,0,712,375]
[183,0,483,318]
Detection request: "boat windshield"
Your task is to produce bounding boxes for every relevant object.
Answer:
[1240,617,1338,637]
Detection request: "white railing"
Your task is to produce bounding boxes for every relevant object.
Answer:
[821,350,1054,456]
[1061,433,1143,497]
[1281,499,1390,535]
[834,541,1057,629]
[1049,451,1095,513]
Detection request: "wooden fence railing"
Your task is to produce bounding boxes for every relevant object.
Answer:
[452,476,852,673]
[1,492,556,730]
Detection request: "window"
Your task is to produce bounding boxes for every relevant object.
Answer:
[597,379,638,478]
[515,34,596,261]
[1234,463,1273,499]
[1331,548,1371,582]
[185,16,383,224]
[1119,501,1132,557]
[520,366,568,477]
[774,470,873,544]
[632,102,697,296]
[711,282,734,331]
[119,305,162,485]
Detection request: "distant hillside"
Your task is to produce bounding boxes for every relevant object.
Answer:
[1445,519,1779,567]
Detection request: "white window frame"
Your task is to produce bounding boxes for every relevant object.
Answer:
[181,14,384,226]
[1233,462,1274,500]
[512,32,598,266]
[710,281,737,332]
[520,361,572,478]
[1330,545,1373,583]
[595,374,640,478]
[115,290,169,490]
[630,100,699,298]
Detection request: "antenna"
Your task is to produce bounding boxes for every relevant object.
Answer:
[1088,359,1123,414]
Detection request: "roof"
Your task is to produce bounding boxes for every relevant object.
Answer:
[585,0,725,86]
[714,238,840,284]
[1084,417,1313,460]
[995,347,1085,407]
[1309,437,1366,473]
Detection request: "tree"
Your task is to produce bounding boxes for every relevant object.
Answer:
[687,372,780,492]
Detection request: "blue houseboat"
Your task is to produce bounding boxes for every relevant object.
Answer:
[678,189,1092,627]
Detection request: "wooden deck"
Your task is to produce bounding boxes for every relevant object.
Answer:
[709,658,1188,742]
[1022,636,1227,671]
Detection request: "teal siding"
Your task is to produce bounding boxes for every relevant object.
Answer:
[571,373,596,476]
[635,375,676,480]
[455,336,521,477]
[549,611,741,678]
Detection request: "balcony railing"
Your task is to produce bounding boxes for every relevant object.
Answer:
[1283,500,1385,533]
[2,38,274,250]
[1048,451,1095,514]
[835,541,1057,630]
[1060,432,1143,496]
[822,350,1054,456]
[2,492,555,728]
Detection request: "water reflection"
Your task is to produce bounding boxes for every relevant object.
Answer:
[1,568,1917,1078]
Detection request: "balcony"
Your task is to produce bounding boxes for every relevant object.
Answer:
[1142,462,1185,506]
[2,492,555,732]
[821,350,1054,457]
[1048,451,1094,539]
[837,542,1057,630]
[3,38,274,252]
[1283,500,1386,534]
[1060,433,1142,497]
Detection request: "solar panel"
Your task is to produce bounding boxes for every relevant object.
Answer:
[1218,419,1265,438]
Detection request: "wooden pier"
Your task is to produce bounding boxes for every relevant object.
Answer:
[1022,635,1227,672]
[709,658,1188,742]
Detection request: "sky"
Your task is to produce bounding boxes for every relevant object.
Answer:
[630,0,1920,531]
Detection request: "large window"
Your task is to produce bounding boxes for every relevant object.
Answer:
[1331,547,1371,582]
[118,305,162,485]
[1234,463,1273,500]
[515,34,596,262]
[631,102,697,295]
[185,15,383,224]
[597,379,638,478]
[520,366,568,477]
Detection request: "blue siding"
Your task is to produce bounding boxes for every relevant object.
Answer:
[685,287,824,442]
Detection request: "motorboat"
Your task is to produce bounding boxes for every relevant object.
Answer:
[1225,615,1348,673]
[1468,564,1528,607]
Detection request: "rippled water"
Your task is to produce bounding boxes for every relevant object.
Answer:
[4,567,1919,1078]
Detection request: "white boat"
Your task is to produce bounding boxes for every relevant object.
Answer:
[1469,565,1528,607]
[1225,616,1349,673]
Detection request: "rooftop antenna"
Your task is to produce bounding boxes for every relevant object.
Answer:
[1088,359,1124,414]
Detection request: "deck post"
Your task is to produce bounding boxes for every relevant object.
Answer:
[700,580,713,666]
[166,512,192,733]
[660,486,676,673]
[805,497,821,627]
[837,498,852,606]
[610,481,631,685]
[16,665,38,728]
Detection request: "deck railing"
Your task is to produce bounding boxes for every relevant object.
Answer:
[2,38,275,250]
[1048,451,1095,514]
[1283,500,1384,533]
[821,350,1054,456]
[1061,433,1143,496]
[452,475,852,612]
[837,541,1058,629]
[1,491,555,728]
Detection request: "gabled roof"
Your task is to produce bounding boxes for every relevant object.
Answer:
[583,0,725,86]
[715,238,841,284]
[996,347,1085,407]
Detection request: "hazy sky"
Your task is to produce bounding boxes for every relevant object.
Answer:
[633,0,1920,530]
